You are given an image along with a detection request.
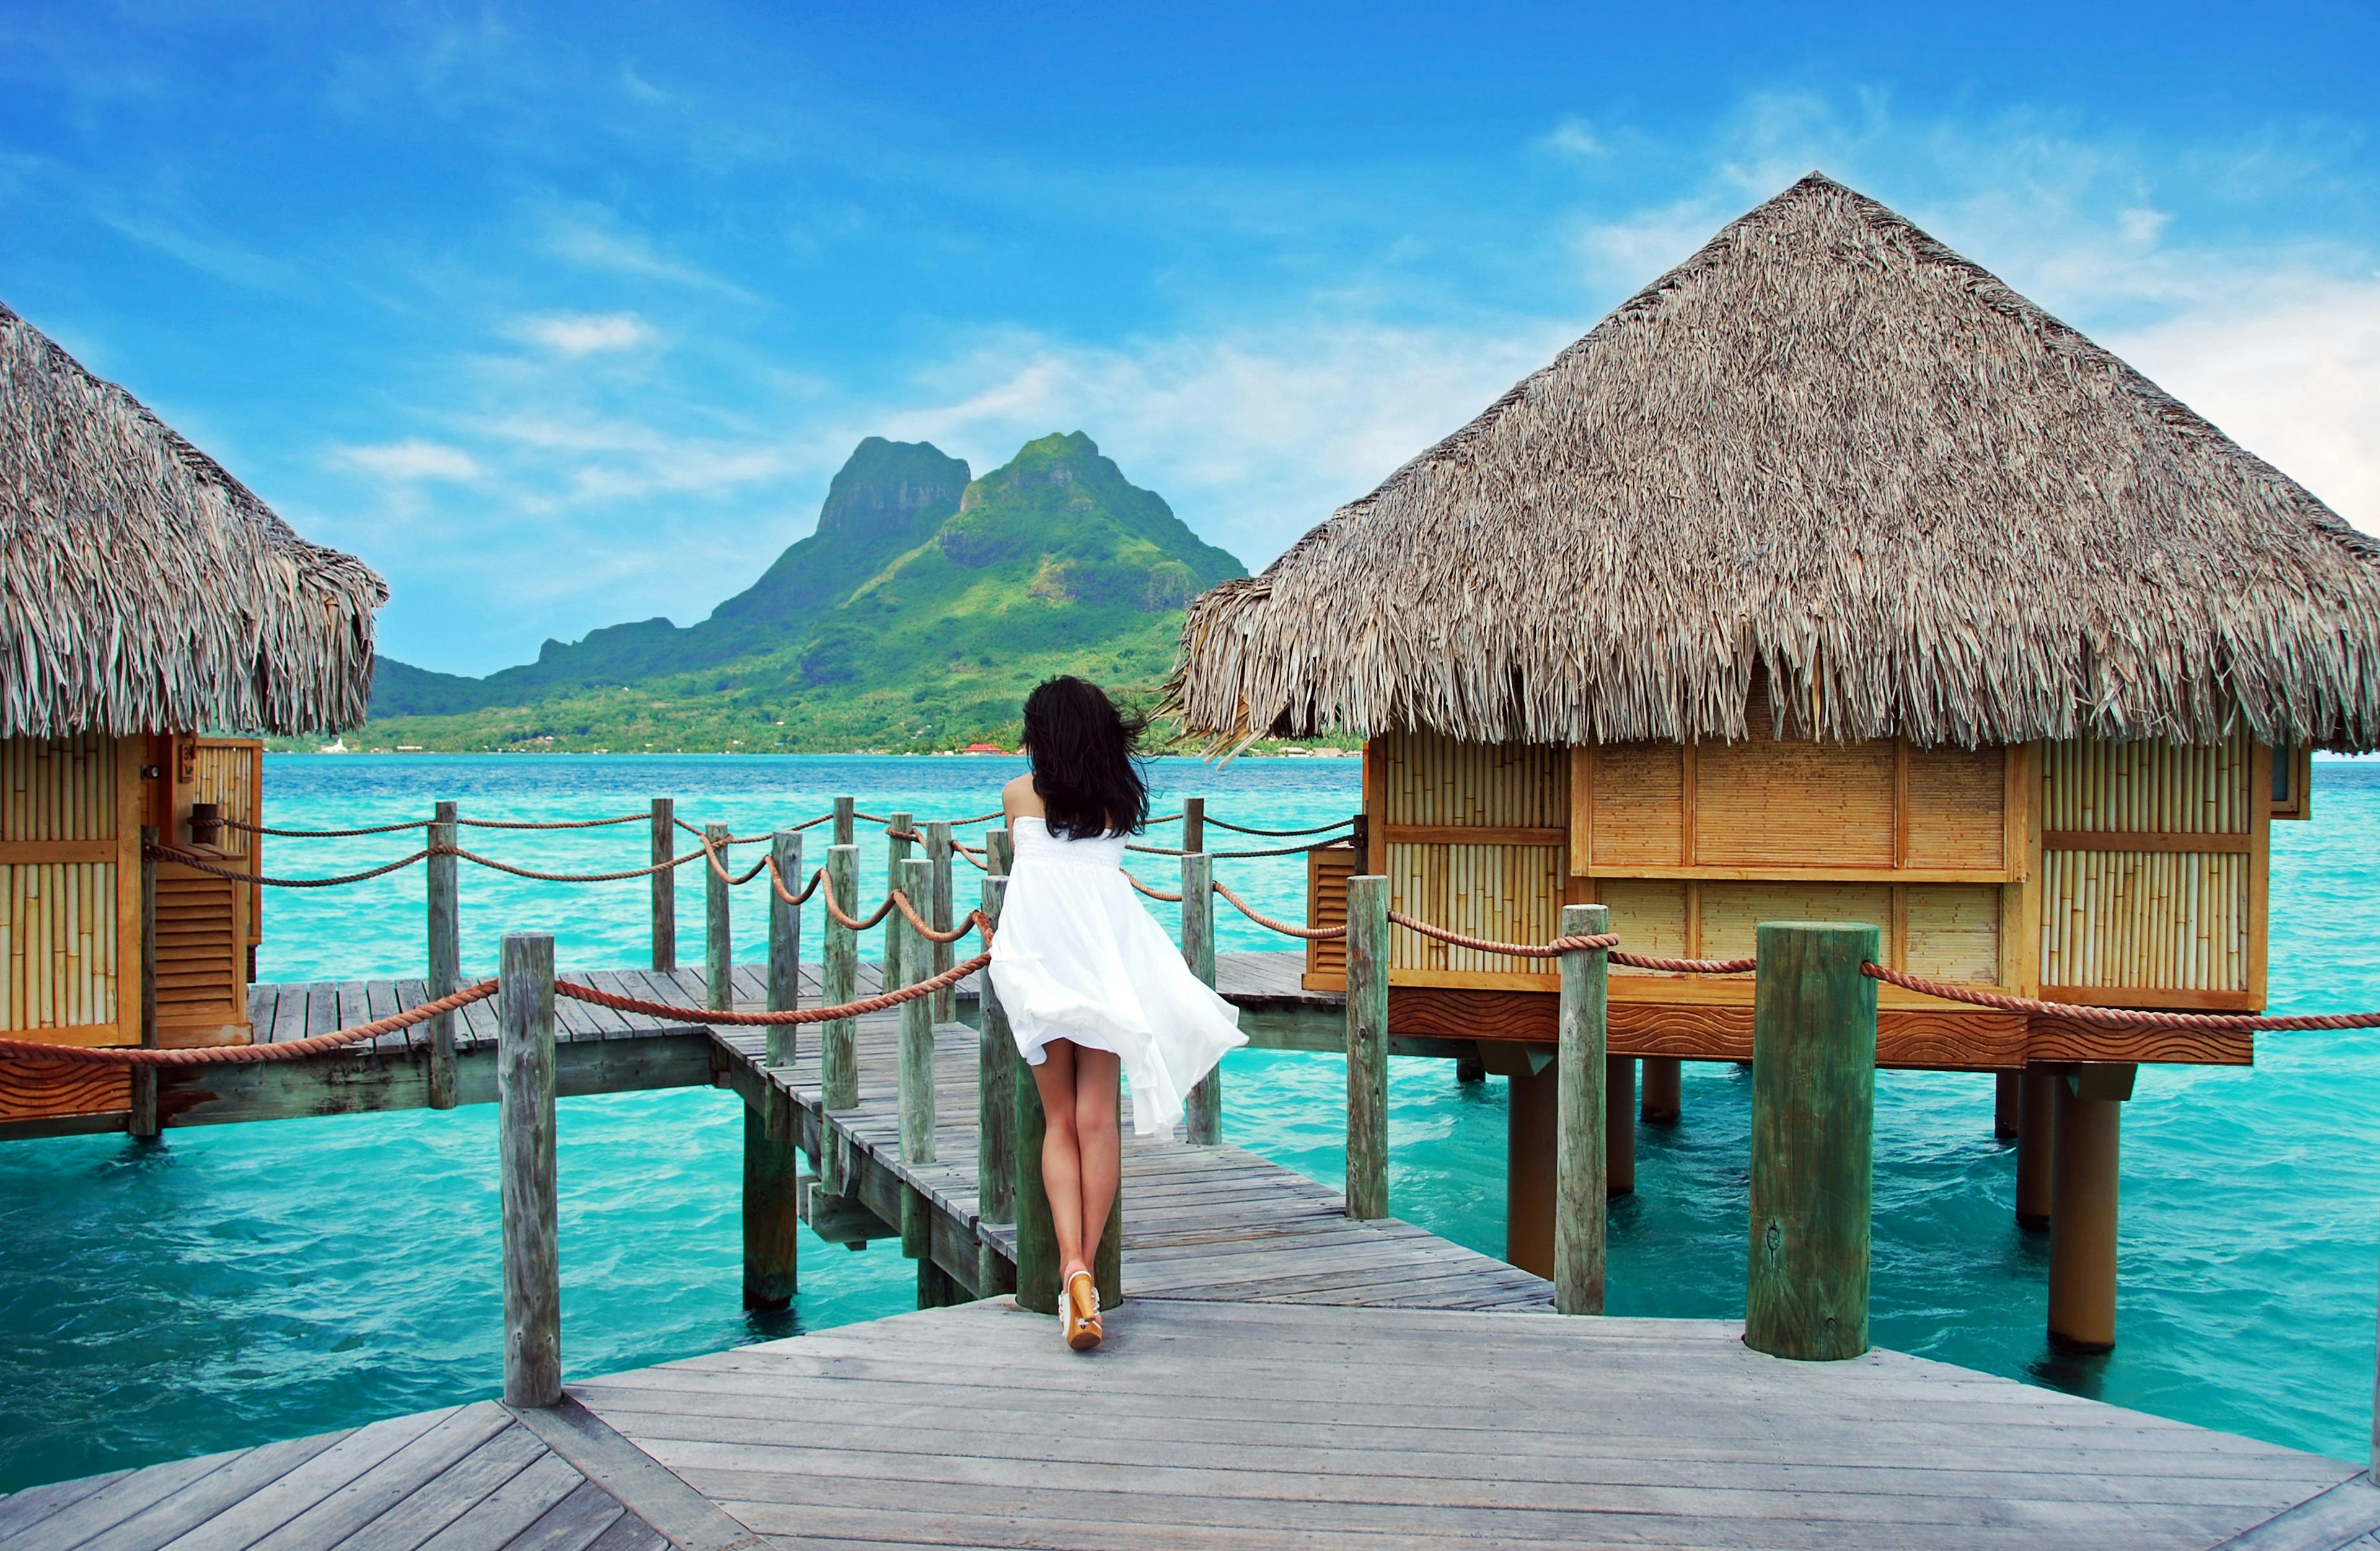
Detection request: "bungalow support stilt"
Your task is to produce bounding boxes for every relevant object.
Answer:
[2016,1070,2056,1228]
[2048,1064,2133,1354]
[1606,1056,1636,1197]
[1641,1057,1681,1124]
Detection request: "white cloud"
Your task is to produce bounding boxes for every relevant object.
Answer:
[2113,277,2380,533]
[1541,118,1603,159]
[329,438,483,481]
[542,206,750,297]
[508,311,658,356]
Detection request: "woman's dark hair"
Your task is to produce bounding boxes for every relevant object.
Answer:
[1022,676,1150,838]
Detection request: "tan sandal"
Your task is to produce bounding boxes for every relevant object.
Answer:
[1064,1270,1103,1351]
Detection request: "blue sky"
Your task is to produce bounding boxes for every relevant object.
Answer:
[3,2,2376,675]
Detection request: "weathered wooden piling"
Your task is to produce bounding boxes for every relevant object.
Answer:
[1554,903,1609,1316]
[821,844,859,1112]
[884,811,914,990]
[1745,920,1877,1362]
[499,931,560,1407]
[2049,1063,2132,1353]
[1181,851,1221,1145]
[832,794,855,848]
[426,799,460,1109]
[1014,1042,1057,1315]
[650,797,676,972]
[705,822,732,1013]
[1641,1056,1681,1123]
[130,827,159,1141]
[2016,1071,2056,1228]
[765,831,801,1066]
[743,1087,798,1309]
[977,876,1018,1297]
[1606,1056,1636,1196]
[897,856,935,1166]
[927,820,956,1022]
[1182,796,1205,855]
[988,825,1014,877]
[1344,874,1390,1221]
[1995,1073,2021,1140]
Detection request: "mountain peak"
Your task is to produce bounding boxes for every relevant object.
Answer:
[815,437,971,537]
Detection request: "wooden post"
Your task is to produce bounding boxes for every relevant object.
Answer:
[766,830,801,1066]
[1096,1133,1123,1314]
[426,799,460,1110]
[1994,1073,2021,1140]
[1182,796,1205,855]
[2048,1066,2130,1354]
[884,812,914,993]
[650,798,676,972]
[1606,1056,1636,1197]
[1015,1040,1056,1314]
[743,1091,798,1309]
[130,827,159,1141]
[927,820,956,1023]
[1745,920,1877,1362]
[832,795,855,848]
[2016,1070,2056,1228]
[1344,874,1389,1221]
[1506,1057,1556,1277]
[705,822,732,1013]
[897,855,935,1166]
[1181,851,1220,1145]
[978,876,1018,1294]
[987,825,1013,878]
[821,844,859,1112]
[1641,1056,1682,1124]
[499,932,561,1407]
[1554,903,1610,1316]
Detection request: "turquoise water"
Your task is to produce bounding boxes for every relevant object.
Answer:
[2,752,2376,1491]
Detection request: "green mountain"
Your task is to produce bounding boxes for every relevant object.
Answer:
[360,433,1245,752]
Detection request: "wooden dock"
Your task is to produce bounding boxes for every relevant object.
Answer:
[6,952,2379,1546]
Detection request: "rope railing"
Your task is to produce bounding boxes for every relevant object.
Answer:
[819,870,897,931]
[1386,912,1619,958]
[1214,881,1344,940]
[558,948,990,1026]
[0,980,498,1065]
[219,816,431,838]
[766,858,825,906]
[151,843,437,888]
[1860,964,2380,1031]
[1203,814,1357,838]
[1129,873,1184,903]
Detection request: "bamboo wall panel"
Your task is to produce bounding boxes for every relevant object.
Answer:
[1695,739,1896,867]
[1379,731,1565,828]
[1903,747,2006,868]
[2037,734,2259,998]
[1584,745,1685,866]
[1304,844,1359,985]
[1,733,118,842]
[2042,732,2250,834]
[1597,879,1689,975]
[1385,840,1565,979]
[192,737,263,946]
[1,861,120,1031]
[1903,884,2002,984]
[1699,883,1894,962]
[2039,850,2249,993]
[153,868,249,1037]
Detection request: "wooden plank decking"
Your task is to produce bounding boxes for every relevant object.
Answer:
[10,1305,2375,1550]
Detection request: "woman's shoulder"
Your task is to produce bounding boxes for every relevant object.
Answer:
[1002,772,1044,817]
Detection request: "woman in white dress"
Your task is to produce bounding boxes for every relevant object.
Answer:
[988,677,1245,1351]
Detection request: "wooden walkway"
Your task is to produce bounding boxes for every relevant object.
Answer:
[9,1304,2376,1550]
[9,956,2380,1545]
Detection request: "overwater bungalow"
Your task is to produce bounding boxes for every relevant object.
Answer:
[1170,173,2380,1350]
[0,301,384,1125]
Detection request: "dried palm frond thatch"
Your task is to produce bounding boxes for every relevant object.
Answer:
[1171,174,2380,752]
[1,301,386,738]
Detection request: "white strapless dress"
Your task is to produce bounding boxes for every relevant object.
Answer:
[987,816,1245,1136]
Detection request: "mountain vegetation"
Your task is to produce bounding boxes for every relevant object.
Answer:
[355,433,1248,752]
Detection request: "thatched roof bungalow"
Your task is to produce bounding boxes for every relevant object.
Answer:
[1,300,386,1109]
[1172,174,2380,1321]
[1174,172,2373,1018]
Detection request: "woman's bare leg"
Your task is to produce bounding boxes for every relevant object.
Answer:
[1030,1041,1089,1283]
[1072,1048,1122,1275]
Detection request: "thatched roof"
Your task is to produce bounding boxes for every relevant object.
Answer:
[1172,173,2380,752]
[1,301,385,738]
